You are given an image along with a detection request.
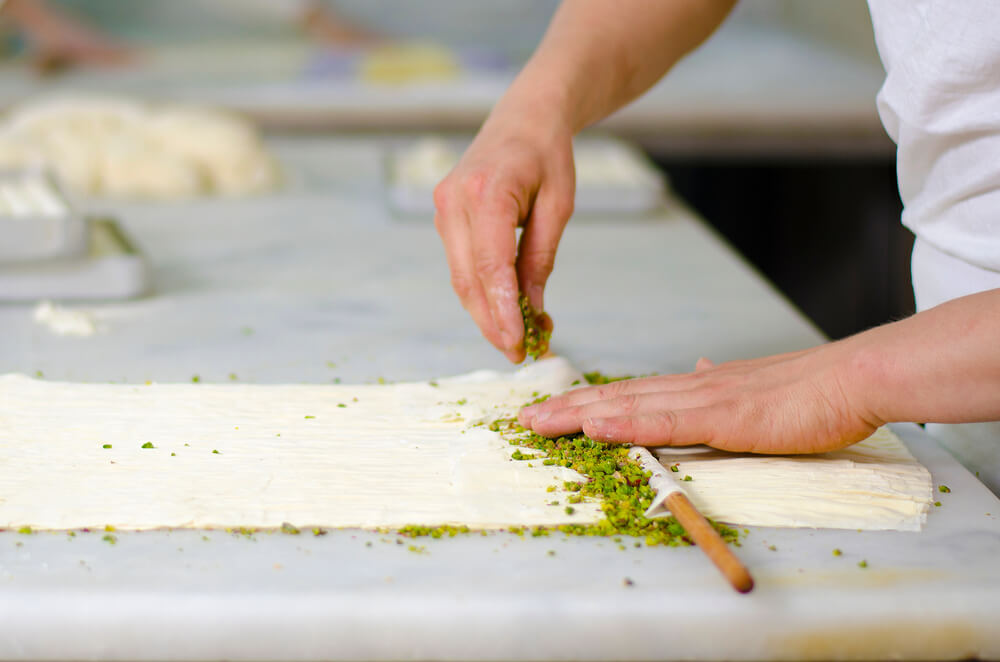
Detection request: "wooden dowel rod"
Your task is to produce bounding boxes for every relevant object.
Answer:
[665,491,754,594]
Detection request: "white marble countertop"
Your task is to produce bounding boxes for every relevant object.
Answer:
[0,136,997,660]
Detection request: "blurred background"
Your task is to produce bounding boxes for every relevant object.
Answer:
[0,0,908,340]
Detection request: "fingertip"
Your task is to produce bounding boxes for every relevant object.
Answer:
[694,357,715,372]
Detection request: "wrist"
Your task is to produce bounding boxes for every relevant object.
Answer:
[838,328,897,428]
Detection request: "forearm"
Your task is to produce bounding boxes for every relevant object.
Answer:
[852,288,1000,425]
[492,0,737,134]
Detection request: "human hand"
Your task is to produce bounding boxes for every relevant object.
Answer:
[518,345,882,454]
[433,108,575,363]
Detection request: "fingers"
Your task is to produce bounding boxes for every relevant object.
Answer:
[527,389,719,438]
[516,181,573,310]
[583,407,716,447]
[519,373,701,427]
[433,210,507,353]
[467,184,525,360]
[695,357,715,372]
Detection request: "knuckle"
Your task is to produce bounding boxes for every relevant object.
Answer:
[461,171,490,201]
[472,255,514,283]
[614,393,640,414]
[519,247,557,277]
[597,382,627,400]
[449,273,476,301]
[432,179,451,212]
[547,194,574,221]
[652,410,677,436]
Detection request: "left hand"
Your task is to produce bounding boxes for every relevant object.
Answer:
[518,345,883,454]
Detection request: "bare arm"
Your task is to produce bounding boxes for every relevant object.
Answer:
[434,0,736,362]
[519,289,1000,454]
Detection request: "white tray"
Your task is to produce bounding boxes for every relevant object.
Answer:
[0,217,149,301]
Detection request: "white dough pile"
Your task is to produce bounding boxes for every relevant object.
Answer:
[0,96,280,200]
[0,358,934,532]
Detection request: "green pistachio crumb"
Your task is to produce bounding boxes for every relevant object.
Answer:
[565,506,576,515]
[519,293,551,360]
[228,373,237,381]
[312,527,327,536]
[102,534,117,545]
[832,548,842,556]
[938,485,951,493]
[191,375,200,383]
[858,560,868,569]
[304,415,315,419]
[141,442,154,449]
[18,526,32,535]
[456,398,468,406]
[683,475,693,482]
[934,501,942,507]
[280,522,300,535]
[545,485,556,493]
[669,464,679,472]
[104,525,115,532]
[212,449,220,454]
[337,403,347,408]
[428,380,439,387]
[102,444,112,449]
[171,452,176,456]
[768,544,777,551]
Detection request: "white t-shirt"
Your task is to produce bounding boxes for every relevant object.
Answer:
[868,0,1000,310]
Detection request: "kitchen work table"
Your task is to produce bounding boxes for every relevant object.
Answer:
[0,136,997,661]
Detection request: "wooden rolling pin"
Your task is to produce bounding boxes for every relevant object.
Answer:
[630,447,754,593]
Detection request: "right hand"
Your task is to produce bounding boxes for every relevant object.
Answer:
[433,111,575,363]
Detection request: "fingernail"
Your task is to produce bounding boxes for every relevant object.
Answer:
[532,410,551,424]
[500,329,515,350]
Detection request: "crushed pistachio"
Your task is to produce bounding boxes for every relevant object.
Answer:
[832,548,842,556]
[337,404,347,408]
[683,475,693,482]
[102,444,112,449]
[564,506,576,515]
[102,534,117,545]
[228,373,238,381]
[280,522,301,535]
[304,415,316,419]
[519,293,551,360]
[858,560,868,569]
[191,375,200,383]
[212,449,221,455]
[141,442,155,449]
[934,501,942,507]
[18,526,32,535]
[938,485,951,493]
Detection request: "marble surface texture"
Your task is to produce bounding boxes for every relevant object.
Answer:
[0,137,997,660]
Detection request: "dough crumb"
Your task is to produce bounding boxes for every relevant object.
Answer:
[32,300,99,336]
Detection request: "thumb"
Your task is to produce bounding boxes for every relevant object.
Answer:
[516,182,573,310]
